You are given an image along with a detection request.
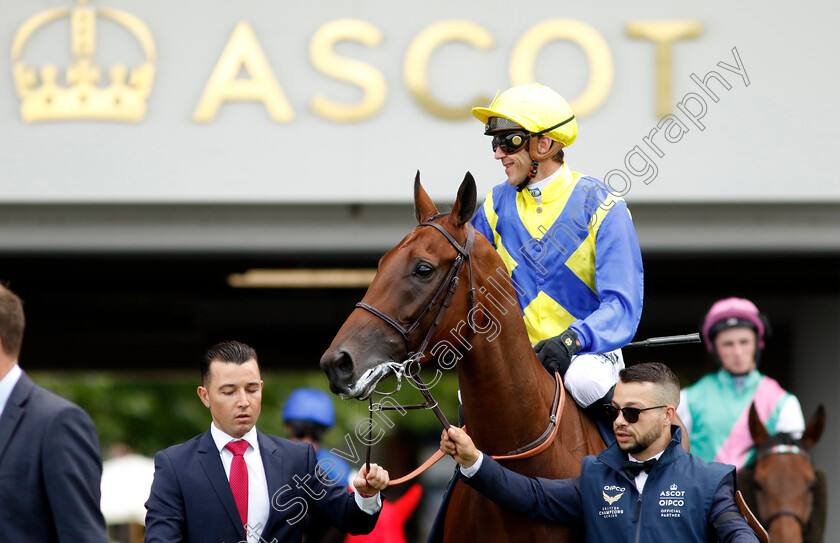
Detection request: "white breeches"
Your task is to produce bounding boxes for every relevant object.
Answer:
[564,350,625,408]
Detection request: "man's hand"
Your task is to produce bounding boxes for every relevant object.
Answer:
[440,427,479,468]
[353,463,389,495]
[534,329,581,376]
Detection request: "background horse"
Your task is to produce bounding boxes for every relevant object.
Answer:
[320,173,604,542]
[742,402,827,543]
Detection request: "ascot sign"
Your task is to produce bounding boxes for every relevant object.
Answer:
[11,0,702,124]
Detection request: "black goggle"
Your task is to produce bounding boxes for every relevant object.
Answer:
[288,422,326,441]
[491,131,531,154]
[603,404,667,423]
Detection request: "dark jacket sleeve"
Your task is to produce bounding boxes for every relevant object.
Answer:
[460,455,583,524]
[710,472,761,543]
[144,451,186,543]
[42,403,108,543]
[304,446,379,535]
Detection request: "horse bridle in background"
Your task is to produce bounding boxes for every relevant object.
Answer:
[754,440,813,534]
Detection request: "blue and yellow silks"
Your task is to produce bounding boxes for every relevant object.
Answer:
[471,164,643,353]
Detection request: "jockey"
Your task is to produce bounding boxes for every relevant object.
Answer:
[283,387,353,487]
[677,297,806,469]
[470,83,644,421]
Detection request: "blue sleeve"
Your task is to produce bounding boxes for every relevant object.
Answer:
[568,201,644,353]
[470,201,496,249]
[144,451,187,543]
[306,445,379,535]
[43,405,108,543]
[710,472,761,543]
[461,455,583,523]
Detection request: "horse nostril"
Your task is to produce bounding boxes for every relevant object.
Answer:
[335,351,353,377]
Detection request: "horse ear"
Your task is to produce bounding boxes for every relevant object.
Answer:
[802,405,826,448]
[414,170,439,224]
[748,402,770,447]
[449,172,477,228]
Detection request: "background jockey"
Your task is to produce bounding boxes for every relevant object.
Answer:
[283,387,355,543]
[470,83,644,428]
[283,387,354,487]
[677,297,805,469]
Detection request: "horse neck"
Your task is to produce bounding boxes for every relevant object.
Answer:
[453,265,559,455]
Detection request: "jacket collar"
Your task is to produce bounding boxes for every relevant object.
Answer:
[598,425,685,475]
[0,371,33,465]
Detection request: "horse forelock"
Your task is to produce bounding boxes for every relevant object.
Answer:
[755,433,812,463]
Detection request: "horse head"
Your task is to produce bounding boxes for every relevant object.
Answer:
[748,402,826,543]
[320,172,478,400]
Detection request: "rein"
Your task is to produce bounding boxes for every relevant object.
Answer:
[354,217,563,484]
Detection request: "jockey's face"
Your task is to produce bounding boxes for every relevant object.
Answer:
[491,129,532,186]
[714,327,757,375]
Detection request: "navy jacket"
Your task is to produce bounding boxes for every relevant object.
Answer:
[145,428,378,543]
[0,372,107,543]
[463,426,759,543]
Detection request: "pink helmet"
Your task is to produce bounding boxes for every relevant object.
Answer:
[701,297,766,352]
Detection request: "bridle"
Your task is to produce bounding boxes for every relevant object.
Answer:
[353,216,563,481]
[355,217,477,430]
[754,439,813,534]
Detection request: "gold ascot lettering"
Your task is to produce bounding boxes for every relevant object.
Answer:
[626,20,703,117]
[510,20,614,118]
[404,20,494,119]
[310,20,386,122]
[192,21,293,122]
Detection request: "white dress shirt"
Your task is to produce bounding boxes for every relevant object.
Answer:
[210,424,270,543]
[209,423,381,543]
[625,451,664,494]
[0,364,22,421]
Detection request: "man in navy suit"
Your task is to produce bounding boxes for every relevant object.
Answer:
[145,340,389,543]
[0,283,108,543]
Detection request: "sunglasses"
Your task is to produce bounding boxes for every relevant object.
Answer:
[603,404,668,423]
[491,131,531,154]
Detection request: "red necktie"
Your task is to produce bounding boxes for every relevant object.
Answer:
[225,440,250,529]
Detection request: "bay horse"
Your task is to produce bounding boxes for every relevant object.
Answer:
[320,172,605,542]
[744,402,826,543]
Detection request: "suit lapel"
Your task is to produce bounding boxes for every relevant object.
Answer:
[259,431,284,536]
[197,430,247,541]
[0,373,31,465]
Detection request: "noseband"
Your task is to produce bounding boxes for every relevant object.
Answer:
[755,440,813,534]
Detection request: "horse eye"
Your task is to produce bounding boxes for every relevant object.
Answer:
[414,263,434,278]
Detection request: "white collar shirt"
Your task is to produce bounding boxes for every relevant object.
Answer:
[210,423,270,542]
[0,364,22,421]
[627,450,664,494]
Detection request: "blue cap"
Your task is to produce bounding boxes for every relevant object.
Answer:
[282,388,336,428]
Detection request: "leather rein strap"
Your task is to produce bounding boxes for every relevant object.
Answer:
[387,372,564,486]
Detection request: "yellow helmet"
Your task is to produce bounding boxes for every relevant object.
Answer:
[472,83,577,147]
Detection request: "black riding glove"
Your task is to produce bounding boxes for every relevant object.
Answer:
[534,329,582,377]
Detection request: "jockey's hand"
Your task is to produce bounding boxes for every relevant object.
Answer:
[440,427,479,468]
[353,463,389,495]
[534,329,581,377]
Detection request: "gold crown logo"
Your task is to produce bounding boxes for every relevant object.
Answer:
[10,0,156,123]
